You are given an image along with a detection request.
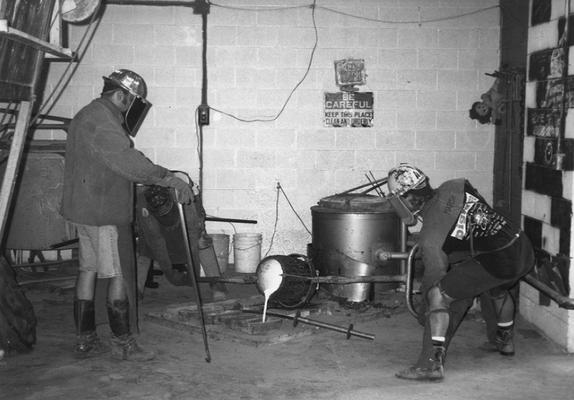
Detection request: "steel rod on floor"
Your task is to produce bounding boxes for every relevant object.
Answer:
[243,309,375,340]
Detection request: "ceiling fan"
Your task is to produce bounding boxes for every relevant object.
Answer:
[61,0,101,23]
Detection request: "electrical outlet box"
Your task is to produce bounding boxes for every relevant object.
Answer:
[198,105,210,125]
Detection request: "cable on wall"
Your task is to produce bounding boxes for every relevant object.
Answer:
[265,181,312,257]
[209,0,318,123]
[208,1,501,123]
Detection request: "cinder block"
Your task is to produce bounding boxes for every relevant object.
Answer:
[398,28,437,48]
[353,150,396,173]
[438,28,480,49]
[378,49,418,69]
[455,131,494,151]
[417,91,455,110]
[397,70,437,90]
[91,44,134,65]
[298,129,336,150]
[113,25,154,45]
[419,49,458,69]
[435,151,476,170]
[335,130,376,149]
[316,150,355,171]
[376,130,415,149]
[415,130,456,150]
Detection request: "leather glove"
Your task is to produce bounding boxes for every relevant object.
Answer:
[161,175,194,204]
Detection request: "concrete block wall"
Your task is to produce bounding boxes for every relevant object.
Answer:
[39,0,500,258]
[521,0,574,352]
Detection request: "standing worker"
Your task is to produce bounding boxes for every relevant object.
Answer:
[386,163,534,381]
[61,69,193,361]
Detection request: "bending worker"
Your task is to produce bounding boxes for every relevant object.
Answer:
[61,69,193,361]
[386,163,534,381]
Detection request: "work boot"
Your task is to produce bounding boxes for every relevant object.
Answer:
[110,334,155,362]
[395,346,446,382]
[75,332,109,358]
[495,327,515,356]
[74,299,109,358]
[107,299,155,362]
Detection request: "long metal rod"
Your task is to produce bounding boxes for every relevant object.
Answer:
[522,274,574,310]
[281,273,406,284]
[242,309,375,340]
[177,202,211,362]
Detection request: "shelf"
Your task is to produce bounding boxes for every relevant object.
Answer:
[0,19,75,60]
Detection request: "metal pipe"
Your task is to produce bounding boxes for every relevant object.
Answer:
[399,222,408,275]
[404,243,419,318]
[177,201,211,362]
[280,273,406,284]
[522,274,574,310]
[242,309,375,340]
[205,216,257,224]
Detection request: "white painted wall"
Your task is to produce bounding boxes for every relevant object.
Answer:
[38,1,500,258]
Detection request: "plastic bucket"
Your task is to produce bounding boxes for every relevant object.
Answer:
[233,233,262,273]
[210,233,230,274]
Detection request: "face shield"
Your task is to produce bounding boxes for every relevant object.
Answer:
[123,95,152,137]
[388,194,418,226]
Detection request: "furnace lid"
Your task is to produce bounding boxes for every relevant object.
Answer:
[315,193,393,212]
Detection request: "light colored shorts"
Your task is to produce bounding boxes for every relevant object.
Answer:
[75,224,122,279]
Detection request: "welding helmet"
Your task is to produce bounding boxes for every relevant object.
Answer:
[386,163,429,226]
[102,69,152,137]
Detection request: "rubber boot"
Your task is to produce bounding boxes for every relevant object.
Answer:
[74,299,108,358]
[107,299,155,362]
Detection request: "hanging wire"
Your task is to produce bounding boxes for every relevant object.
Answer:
[209,0,318,122]
[211,1,499,25]
[317,4,499,24]
[264,183,281,257]
[264,181,312,257]
[208,1,500,123]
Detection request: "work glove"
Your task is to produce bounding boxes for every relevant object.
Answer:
[158,174,194,204]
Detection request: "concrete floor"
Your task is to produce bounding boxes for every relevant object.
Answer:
[1,271,573,400]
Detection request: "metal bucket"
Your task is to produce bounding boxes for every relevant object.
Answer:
[310,194,400,303]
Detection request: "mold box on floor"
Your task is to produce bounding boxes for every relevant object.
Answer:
[145,294,396,346]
